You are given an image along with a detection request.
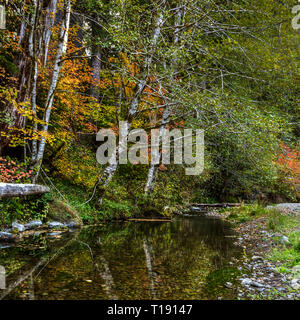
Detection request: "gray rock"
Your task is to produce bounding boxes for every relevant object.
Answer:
[12,222,25,233]
[48,232,63,237]
[48,221,66,229]
[252,255,262,262]
[190,206,206,212]
[25,220,43,230]
[225,282,233,289]
[291,265,300,275]
[66,221,80,229]
[291,279,300,290]
[33,231,43,236]
[280,236,290,245]
[250,281,264,288]
[241,278,252,286]
[267,203,300,215]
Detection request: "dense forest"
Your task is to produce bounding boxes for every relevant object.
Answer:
[0,0,299,223]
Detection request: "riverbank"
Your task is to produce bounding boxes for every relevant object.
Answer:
[215,204,300,300]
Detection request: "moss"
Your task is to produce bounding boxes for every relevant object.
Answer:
[221,203,269,224]
[47,198,82,225]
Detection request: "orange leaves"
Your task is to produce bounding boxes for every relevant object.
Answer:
[119,52,139,76]
[277,143,300,184]
[0,157,33,183]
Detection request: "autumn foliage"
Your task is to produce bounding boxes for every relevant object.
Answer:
[0,157,33,183]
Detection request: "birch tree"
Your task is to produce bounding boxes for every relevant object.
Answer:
[32,0,71,181]
[90,0,167,205]
[145,4,183,194]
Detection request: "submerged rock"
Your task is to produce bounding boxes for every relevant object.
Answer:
[0,232,14,242]
[48,221,66,229]
[24,220,43,230]
[12,222,25,233]
[66,221,81,229]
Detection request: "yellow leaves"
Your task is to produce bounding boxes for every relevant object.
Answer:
[1,126,56,148]
[115,52,140,76]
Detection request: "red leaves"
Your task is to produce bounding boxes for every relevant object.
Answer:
[0,157,32,183]
[277,143,300,184]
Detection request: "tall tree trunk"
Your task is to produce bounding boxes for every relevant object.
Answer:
[143,239,157,299]
[43,0,57,66]
[144,5,183,194]
[95,237,118,300]
[29,0,40,163]
[92,0,166,206]
[90,19,101,102]
[33,0,71,182]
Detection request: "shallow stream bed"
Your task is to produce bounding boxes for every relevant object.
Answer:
[0,216,245,300]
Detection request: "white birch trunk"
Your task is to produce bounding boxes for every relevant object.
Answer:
[43,0,58,66]
[94,1,166,204]
[33,0,71,181]
[144,6,182,194]
[28,0,39,162]
[143,239,157,298]
[145,106,170,194]
[96,238,118,300]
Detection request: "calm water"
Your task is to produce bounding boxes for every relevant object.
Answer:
[0,216,244,300]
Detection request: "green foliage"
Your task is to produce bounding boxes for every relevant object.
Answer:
[99,199,136,220]
[224,203,268,223]
[267,211,299,232]
[1,0,299,219]
[0,194,52,228]
[269,231,300,268]
[50,180,98,224]
[0,54,18,75]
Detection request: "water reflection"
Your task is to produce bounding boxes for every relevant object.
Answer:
[0,216,243,300]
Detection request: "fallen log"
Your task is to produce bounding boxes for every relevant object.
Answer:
[0,183,50,198]
[128,218,172,222]
[188,203,242,208]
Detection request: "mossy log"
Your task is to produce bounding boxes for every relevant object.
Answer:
[0,183,50,198]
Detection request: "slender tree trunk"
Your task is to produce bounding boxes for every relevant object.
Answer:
[29,0,39,163]
[145,5,183,194]
[43,0,58,66]
[145,106,170,194]
[33,0,71,182]
[143,239,157,298]
[95,237,118,300]
[90,20,101,101]
[92,1,166,205]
